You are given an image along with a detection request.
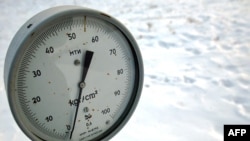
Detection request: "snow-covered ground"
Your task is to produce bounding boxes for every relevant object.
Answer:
[1,0,250,140]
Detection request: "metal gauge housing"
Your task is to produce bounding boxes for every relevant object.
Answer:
[4,6,143,141]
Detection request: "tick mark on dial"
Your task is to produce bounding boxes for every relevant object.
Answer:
[84,16,86,32]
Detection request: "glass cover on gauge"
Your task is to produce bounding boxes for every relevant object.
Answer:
[4,6,143,141]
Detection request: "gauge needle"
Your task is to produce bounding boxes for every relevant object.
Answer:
[70,50,94,139]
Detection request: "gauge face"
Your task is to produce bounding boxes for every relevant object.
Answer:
[5,7,143,141]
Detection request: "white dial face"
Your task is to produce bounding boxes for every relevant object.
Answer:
[12,16,137,140]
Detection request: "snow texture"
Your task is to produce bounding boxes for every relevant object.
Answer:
[1,0,250,140]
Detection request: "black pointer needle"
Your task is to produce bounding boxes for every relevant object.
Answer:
[70,50,94,139]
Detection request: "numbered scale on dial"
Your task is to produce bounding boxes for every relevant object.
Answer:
[4,6,143,141]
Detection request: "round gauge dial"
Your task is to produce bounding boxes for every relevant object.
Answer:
[4,6,143,141]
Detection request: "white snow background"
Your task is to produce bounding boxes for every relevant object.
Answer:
[1,0,250,140]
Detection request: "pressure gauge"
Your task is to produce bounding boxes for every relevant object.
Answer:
[4,6,143,141]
